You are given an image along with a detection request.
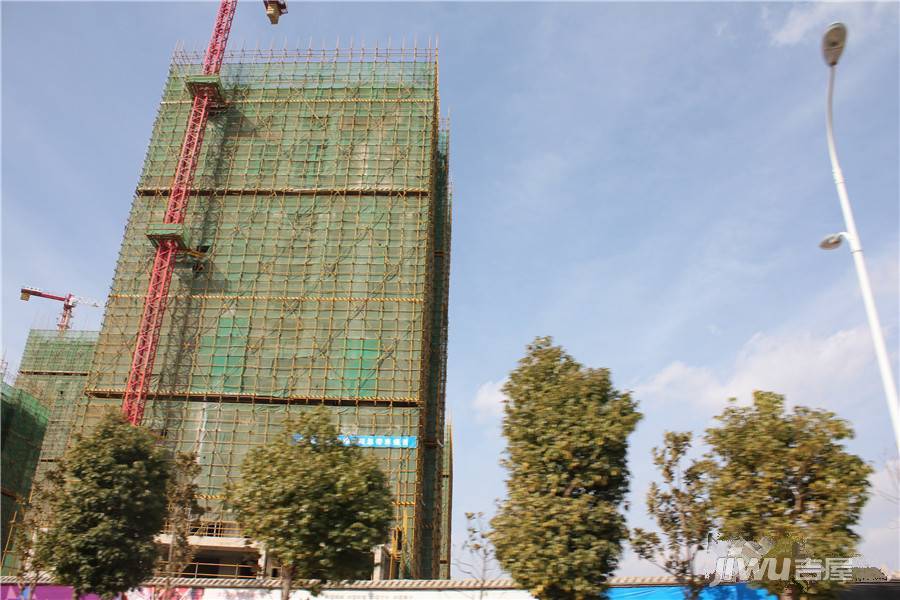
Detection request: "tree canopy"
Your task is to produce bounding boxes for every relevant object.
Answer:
[631,431,714,600]
[705,391,872,598]
[491,337,642,600]
[455,511,499,587]
[36,412,171,600]
[162,452,204,580]
[229,408,393,598]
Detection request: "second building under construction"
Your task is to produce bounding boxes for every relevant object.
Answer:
[63,44,451,579]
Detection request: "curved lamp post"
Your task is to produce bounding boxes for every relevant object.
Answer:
[819,22,900,455]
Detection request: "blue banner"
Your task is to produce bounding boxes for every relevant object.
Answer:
[339,434,417,449]
[292,433,417,449]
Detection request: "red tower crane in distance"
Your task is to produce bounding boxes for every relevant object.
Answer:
[121,0,288,426]
[20,287,102,332]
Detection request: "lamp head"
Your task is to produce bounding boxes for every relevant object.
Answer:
[263,0,287,24]
[819,233,846,250]
[822,23,847,66]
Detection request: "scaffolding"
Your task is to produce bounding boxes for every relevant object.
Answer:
[73,45,450,579]
[1,329,98,574]
[14,330,98,469]
[438,423,453,579]
[1,383,49,575]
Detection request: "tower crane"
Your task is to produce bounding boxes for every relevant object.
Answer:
[20,287,102,332]
[121,1,287,425]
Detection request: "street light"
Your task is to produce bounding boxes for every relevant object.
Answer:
[818,232,846,251]
[822,22,847,66]
[820,22,900,455]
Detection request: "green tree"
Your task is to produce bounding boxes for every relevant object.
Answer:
[705,391,872,599]
[455,511,499,599]
[631,432,714,600]
[160,452,204,597]
[491,337,642,600]
[229,408,393,600]
[35,412,171,599]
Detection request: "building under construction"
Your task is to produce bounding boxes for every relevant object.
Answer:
[44,43,453,579]
[16,330,99,476]
[1,329,99,576]
[1,382,47,575]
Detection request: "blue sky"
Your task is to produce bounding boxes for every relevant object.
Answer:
[2,1,898,577]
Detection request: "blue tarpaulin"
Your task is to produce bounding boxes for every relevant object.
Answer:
[606,584,775,599]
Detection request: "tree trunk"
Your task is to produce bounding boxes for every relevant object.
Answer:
[780,583,798,600]
[280,565,293,600]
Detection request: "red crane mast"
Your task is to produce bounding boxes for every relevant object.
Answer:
[122,0,287,425]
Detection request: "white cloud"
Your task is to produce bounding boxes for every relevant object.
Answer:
[473,379,508,423]
[632,360,720,408]
[634,326,875,411]
[633,249,898,414]
[764,2,893,47]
